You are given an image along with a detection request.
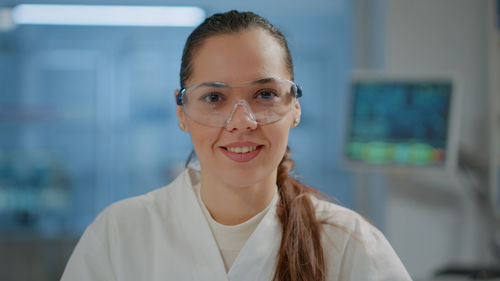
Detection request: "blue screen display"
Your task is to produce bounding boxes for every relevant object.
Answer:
[346,81,452,166]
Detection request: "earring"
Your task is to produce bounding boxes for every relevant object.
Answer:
[293,118,300,127]
[178,122,186,131]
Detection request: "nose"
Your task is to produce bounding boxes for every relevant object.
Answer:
[224,100,258,132]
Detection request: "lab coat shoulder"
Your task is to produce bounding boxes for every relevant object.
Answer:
[90,171,186,234]
[61,170,199,281]
[311,197,413,281]
[60,206,117,281]
[80,168,188,246]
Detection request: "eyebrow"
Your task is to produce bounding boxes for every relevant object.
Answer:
[250,77,275,84]
[193,77,279,89]
[198,81,227,88]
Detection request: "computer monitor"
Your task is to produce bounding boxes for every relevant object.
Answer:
[343,73,459,171]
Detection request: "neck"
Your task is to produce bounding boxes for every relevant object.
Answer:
[199,170,277,226]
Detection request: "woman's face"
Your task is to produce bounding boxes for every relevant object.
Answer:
[176,28,300,188]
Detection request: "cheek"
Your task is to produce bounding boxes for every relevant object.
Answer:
[187,121,220,154]
[266,120,292,154]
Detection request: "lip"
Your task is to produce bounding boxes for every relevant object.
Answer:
[219,141,264,162]
[223,141,260,148]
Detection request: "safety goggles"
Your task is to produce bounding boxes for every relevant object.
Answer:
[176,77,302,127]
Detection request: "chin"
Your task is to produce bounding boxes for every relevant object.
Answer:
[219,165,275,188]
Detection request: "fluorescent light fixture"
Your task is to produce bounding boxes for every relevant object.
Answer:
[12,4,205,27]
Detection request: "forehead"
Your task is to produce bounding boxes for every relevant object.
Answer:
[187,28,290,86]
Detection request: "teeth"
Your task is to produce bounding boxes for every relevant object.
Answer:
[227,146,258,153]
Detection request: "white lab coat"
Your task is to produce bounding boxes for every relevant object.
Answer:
[61,168,412,281]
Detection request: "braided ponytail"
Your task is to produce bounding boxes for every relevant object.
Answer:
[273,146,327,281]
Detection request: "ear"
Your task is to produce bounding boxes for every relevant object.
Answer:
[291,100,301,127]
[175,90,189,132]
[294,100,301,119]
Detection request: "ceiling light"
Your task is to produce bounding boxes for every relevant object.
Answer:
[11,4,205,27]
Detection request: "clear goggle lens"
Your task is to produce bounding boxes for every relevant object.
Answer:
[176,77,302,127]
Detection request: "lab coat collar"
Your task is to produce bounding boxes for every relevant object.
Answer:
[174,169,228,281]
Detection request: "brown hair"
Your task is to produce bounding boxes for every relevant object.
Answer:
[180,10,328,281]
[180,10,293,88]
[275,146,328,281]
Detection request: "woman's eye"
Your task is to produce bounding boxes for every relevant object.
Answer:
[257,90,278,100]
[202,93,223,103]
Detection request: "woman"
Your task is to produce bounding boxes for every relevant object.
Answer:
[61,10,412,281]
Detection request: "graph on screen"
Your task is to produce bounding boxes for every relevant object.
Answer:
[344,78,454,168]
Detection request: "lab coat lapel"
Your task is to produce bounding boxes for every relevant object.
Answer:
[175,170,229,281]
[227,197,282,281]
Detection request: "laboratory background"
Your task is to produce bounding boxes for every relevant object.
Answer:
[0,0,499,280]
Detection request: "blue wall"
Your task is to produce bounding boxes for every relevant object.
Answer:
[0,1,354,236]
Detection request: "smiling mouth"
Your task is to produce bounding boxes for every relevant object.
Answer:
[220,145,264,162]
[225,146,259,153]
[220,145,264,154]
